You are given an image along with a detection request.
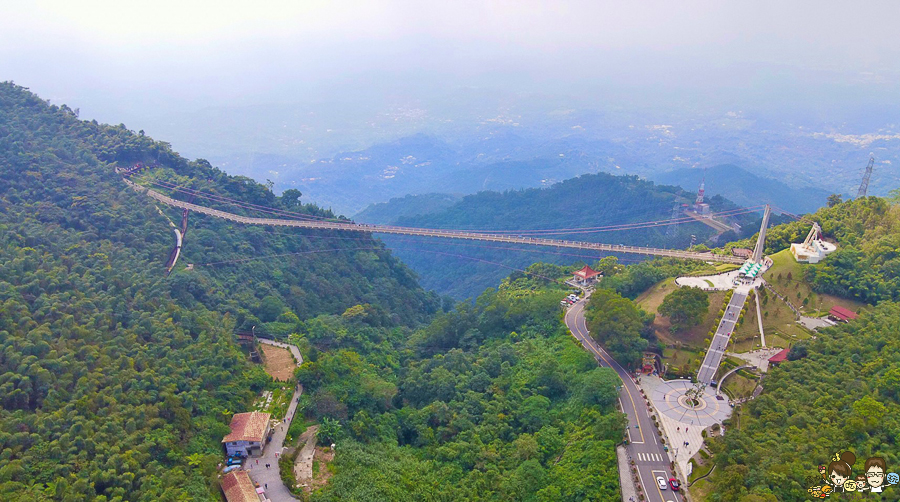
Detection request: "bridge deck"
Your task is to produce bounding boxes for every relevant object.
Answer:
[125,179,745,264]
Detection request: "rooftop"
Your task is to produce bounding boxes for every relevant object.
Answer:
[223,412,271,443]
[768,348,790,364]
[221,470,260,502]
[829,305,858,321]
[574,265,601,279]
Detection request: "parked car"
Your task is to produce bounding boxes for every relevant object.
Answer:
[657,476,668,490]
[669,478,680,491]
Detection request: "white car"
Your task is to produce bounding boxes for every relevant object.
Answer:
[656,476,668,490]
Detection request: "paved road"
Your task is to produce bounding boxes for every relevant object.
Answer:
[566,297,682,502]
[697,292,747,385]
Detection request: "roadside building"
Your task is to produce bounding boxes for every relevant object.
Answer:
[731,248,752,259]
[829,306,858,323]
[768,348,790,367]
[573,265,602,286]
[223,412,271,457]
[221,470,264,502]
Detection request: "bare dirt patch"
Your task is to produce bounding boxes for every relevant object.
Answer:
[309,446,335,492]
[260,344,296,381]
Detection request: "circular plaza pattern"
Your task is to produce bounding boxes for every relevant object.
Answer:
[650,379,732,426]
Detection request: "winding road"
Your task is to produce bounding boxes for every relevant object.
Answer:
[566,295,682,502]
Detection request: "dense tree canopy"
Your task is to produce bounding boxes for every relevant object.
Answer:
[659,286,710,332]
[295,267,626,501]
[0,81,438,500]
[703,302,900,501]
[584,289,651,368]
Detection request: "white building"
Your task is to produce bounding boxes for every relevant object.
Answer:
[790,223,837,264]
[223,412,271,457]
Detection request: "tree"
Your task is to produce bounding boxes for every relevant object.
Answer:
[658,287,709,332]
[827,193,843,207]
[317,417,343,445]
[585,289,648,368]
[281,188,303,208]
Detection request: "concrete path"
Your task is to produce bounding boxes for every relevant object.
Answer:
[293,425,319,491]
[725,348,782,373]
[616,446,639,502]
[246,385,302,501]
[258,338,304,366]
[755,294,766,347]
[244,338,304,501]
[798,315,835,331]
[676,270,741,291]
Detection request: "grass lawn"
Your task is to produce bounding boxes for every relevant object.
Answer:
[635,277,677,315]
[764,248,867,316]
[715,263,740,272]
[721,371,758,400]
[663,346,704,377]
[730,290,812,352]
[655,288,728,375]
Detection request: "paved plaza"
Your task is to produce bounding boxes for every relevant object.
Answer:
[639,376,733,477]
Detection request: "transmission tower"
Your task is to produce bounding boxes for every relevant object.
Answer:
[666,203,681,238]
[856,156,875,198]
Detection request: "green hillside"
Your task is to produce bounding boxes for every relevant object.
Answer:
[0,82,627,501]
[296,264,625,501]
[0,82,438,500]
[692,197,900,501]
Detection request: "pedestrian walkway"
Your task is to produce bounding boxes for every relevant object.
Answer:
[724,348,782,373]
[615,446,639,502]
[697,291,747,384]
[246,385,302,501]
[635,452,666,463]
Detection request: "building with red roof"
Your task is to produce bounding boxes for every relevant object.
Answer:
[573,265,602,285]
[221,471,263,502]
[223,412,271,457]
[768,348,790,366]
[829,306,858,322]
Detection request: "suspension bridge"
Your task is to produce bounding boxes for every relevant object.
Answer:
[122,177,747,265]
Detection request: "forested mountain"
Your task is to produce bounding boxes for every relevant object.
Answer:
[295,264,625,501]
[353,193,462,225]
[0,82,440,500]
[357,173,762,299]
[652,164,833,214]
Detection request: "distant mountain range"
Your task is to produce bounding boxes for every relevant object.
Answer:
[651,164,834,214]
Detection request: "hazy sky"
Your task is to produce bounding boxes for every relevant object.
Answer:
[3,0,899,126]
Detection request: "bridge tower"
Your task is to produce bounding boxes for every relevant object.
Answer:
[856,155,875,198]
[750,205,771,263]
